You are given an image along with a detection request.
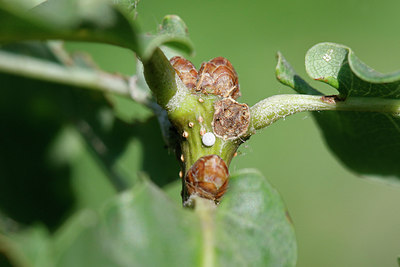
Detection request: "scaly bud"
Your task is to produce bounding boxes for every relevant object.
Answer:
[184,154,229,204]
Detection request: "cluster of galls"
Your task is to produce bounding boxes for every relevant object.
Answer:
[170,56,251,205]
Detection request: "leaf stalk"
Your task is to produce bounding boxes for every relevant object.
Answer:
[249,94,400,132]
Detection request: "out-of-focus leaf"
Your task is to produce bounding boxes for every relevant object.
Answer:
[52,210,117,267]
[0,68,76,228]
[113,0,139,19]
[0,254,12,267]
[0,0,138,50]
[140,15,193,61]
[6,169,296,266]
[0,42,178,233]
[0,226,54,267]
[0,2,194,159]
[216,169,297,266]
[276,43,400,180]
[42,179,201,267]
[0,1,193,60]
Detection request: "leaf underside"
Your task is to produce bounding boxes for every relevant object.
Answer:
[0,0,193,60]
[276,42,400,179]
[0,39,182,223]
[2,170,296,267]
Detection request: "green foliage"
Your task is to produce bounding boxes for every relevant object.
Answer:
[2,171,296,267]
[0,0,138,50]
[0,39,180,214]
[140,14,193,60]
[0,0,399,266]
[0,1,294,266]
[277,43,400,179]
[0,0,192,59]
[216,170,296,266]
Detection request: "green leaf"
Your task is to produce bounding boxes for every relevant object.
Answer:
[0,0,139,50]
[305,43,400,97]
[46,179,202,267]
[276,43,400,179]
[0,42,178,230]
[0,54,77,229]
[3,169,296,266]
[113,0,139,17]
[0,0,193,60]
[140,14,194,61]
[216,169,297,266]
[275,51,321,95]
[0,226,54,267]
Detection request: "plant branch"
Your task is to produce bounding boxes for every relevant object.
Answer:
[142,48,178,109]
[195,197,216,267]
[249,94,400,132]
[0,50,131,97]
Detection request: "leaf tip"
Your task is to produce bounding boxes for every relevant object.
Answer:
[161,15,189,35]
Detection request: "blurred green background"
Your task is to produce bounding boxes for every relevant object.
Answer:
[124,0,400,266]
[2,0,400,266]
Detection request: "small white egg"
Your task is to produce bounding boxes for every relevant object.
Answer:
[202,132,216,147]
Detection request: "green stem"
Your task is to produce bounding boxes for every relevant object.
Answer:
[195,197,216,267]
[250,94,400,132]
[142,47,178,109]
[0,50,131,96]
